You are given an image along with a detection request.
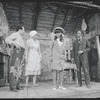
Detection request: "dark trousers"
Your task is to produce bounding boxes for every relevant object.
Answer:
[89,64,98,81]
[9,73,20,90]
[76,53,90,86]
[9,46,24,90]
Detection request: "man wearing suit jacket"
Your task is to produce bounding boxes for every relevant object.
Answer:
[72,30,91,88]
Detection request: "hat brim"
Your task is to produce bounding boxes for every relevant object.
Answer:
[53,27,65,34]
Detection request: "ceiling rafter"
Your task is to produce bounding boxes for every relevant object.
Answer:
[32,2,42,30]
[72,17,79,35]
[46,2,94,9]
[51,5,60,31]
[18,2,22,24]
[61,9,68,28]
[69,1,100,9]
[31,2,36,30]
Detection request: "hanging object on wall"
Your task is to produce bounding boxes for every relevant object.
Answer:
[0,3,10,37]
[81,19,87,31]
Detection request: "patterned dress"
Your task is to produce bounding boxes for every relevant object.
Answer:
[25,39,41,76]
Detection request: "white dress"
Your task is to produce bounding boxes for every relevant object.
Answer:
[25,39,41,76]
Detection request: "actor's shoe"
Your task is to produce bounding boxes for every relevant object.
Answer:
[59,86,66,90]
[76,84,82,88]
[33,84,39,87]
[86,84,91,89]
[95,79,99,82]
[52,86,57,90]
[16,87,21,90]
[24,86,28,90]
[11,89,18,92]
[17,87,24,90]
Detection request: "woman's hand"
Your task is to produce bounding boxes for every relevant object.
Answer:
[71,58,75,63]
[60,55,66,60]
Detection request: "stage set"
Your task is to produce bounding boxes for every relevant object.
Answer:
[0,1,100,98]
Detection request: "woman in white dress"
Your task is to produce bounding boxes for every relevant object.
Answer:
[25,30,41,87]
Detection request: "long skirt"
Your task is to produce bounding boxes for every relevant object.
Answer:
[9,46,25,90]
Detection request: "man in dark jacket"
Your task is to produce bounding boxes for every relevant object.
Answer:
[88,41,98,82]
[72,30,91,88]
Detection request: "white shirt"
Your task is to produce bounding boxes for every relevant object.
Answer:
[57,38,63,46]
[5,32,25,48]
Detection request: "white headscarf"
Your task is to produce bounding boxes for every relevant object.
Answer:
[29,30,37,38]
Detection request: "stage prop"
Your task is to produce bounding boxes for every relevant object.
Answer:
[88,13,100,82]
[0,36,9,86]
[96,35,100,81]
[0,3,10,86]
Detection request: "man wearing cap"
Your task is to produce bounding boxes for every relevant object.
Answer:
[72,30,91,88]
[5,25,25,92]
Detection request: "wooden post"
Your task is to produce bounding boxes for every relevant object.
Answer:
[51,5,59,32]
[31,2,41,30]
[61,9,68,28]
[18,2,22,24]
[96,36,100,81]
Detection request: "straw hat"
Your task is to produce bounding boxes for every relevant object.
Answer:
[29,30,37,38]
[53,27,65,34]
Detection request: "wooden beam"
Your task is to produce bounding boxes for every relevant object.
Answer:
[51,5,59,32]
[46,2,93,9]
[72,17,79,35]
[61,9,68,28]
[69,1,100,9]
[31,2,41,30]
[18,2,23,24]
[96,36,100,81]
[72,9,87,35]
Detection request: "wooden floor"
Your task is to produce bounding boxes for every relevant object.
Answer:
[0,80,100,98]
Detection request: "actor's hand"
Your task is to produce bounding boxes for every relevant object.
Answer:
[78,50,83,54]
[12,41,20,49]
[71,58,74,63]
[60,55,66,60]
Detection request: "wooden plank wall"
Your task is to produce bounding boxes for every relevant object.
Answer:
[3,2,82,37]
[36,4,57,36]
[0,3,9,36]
